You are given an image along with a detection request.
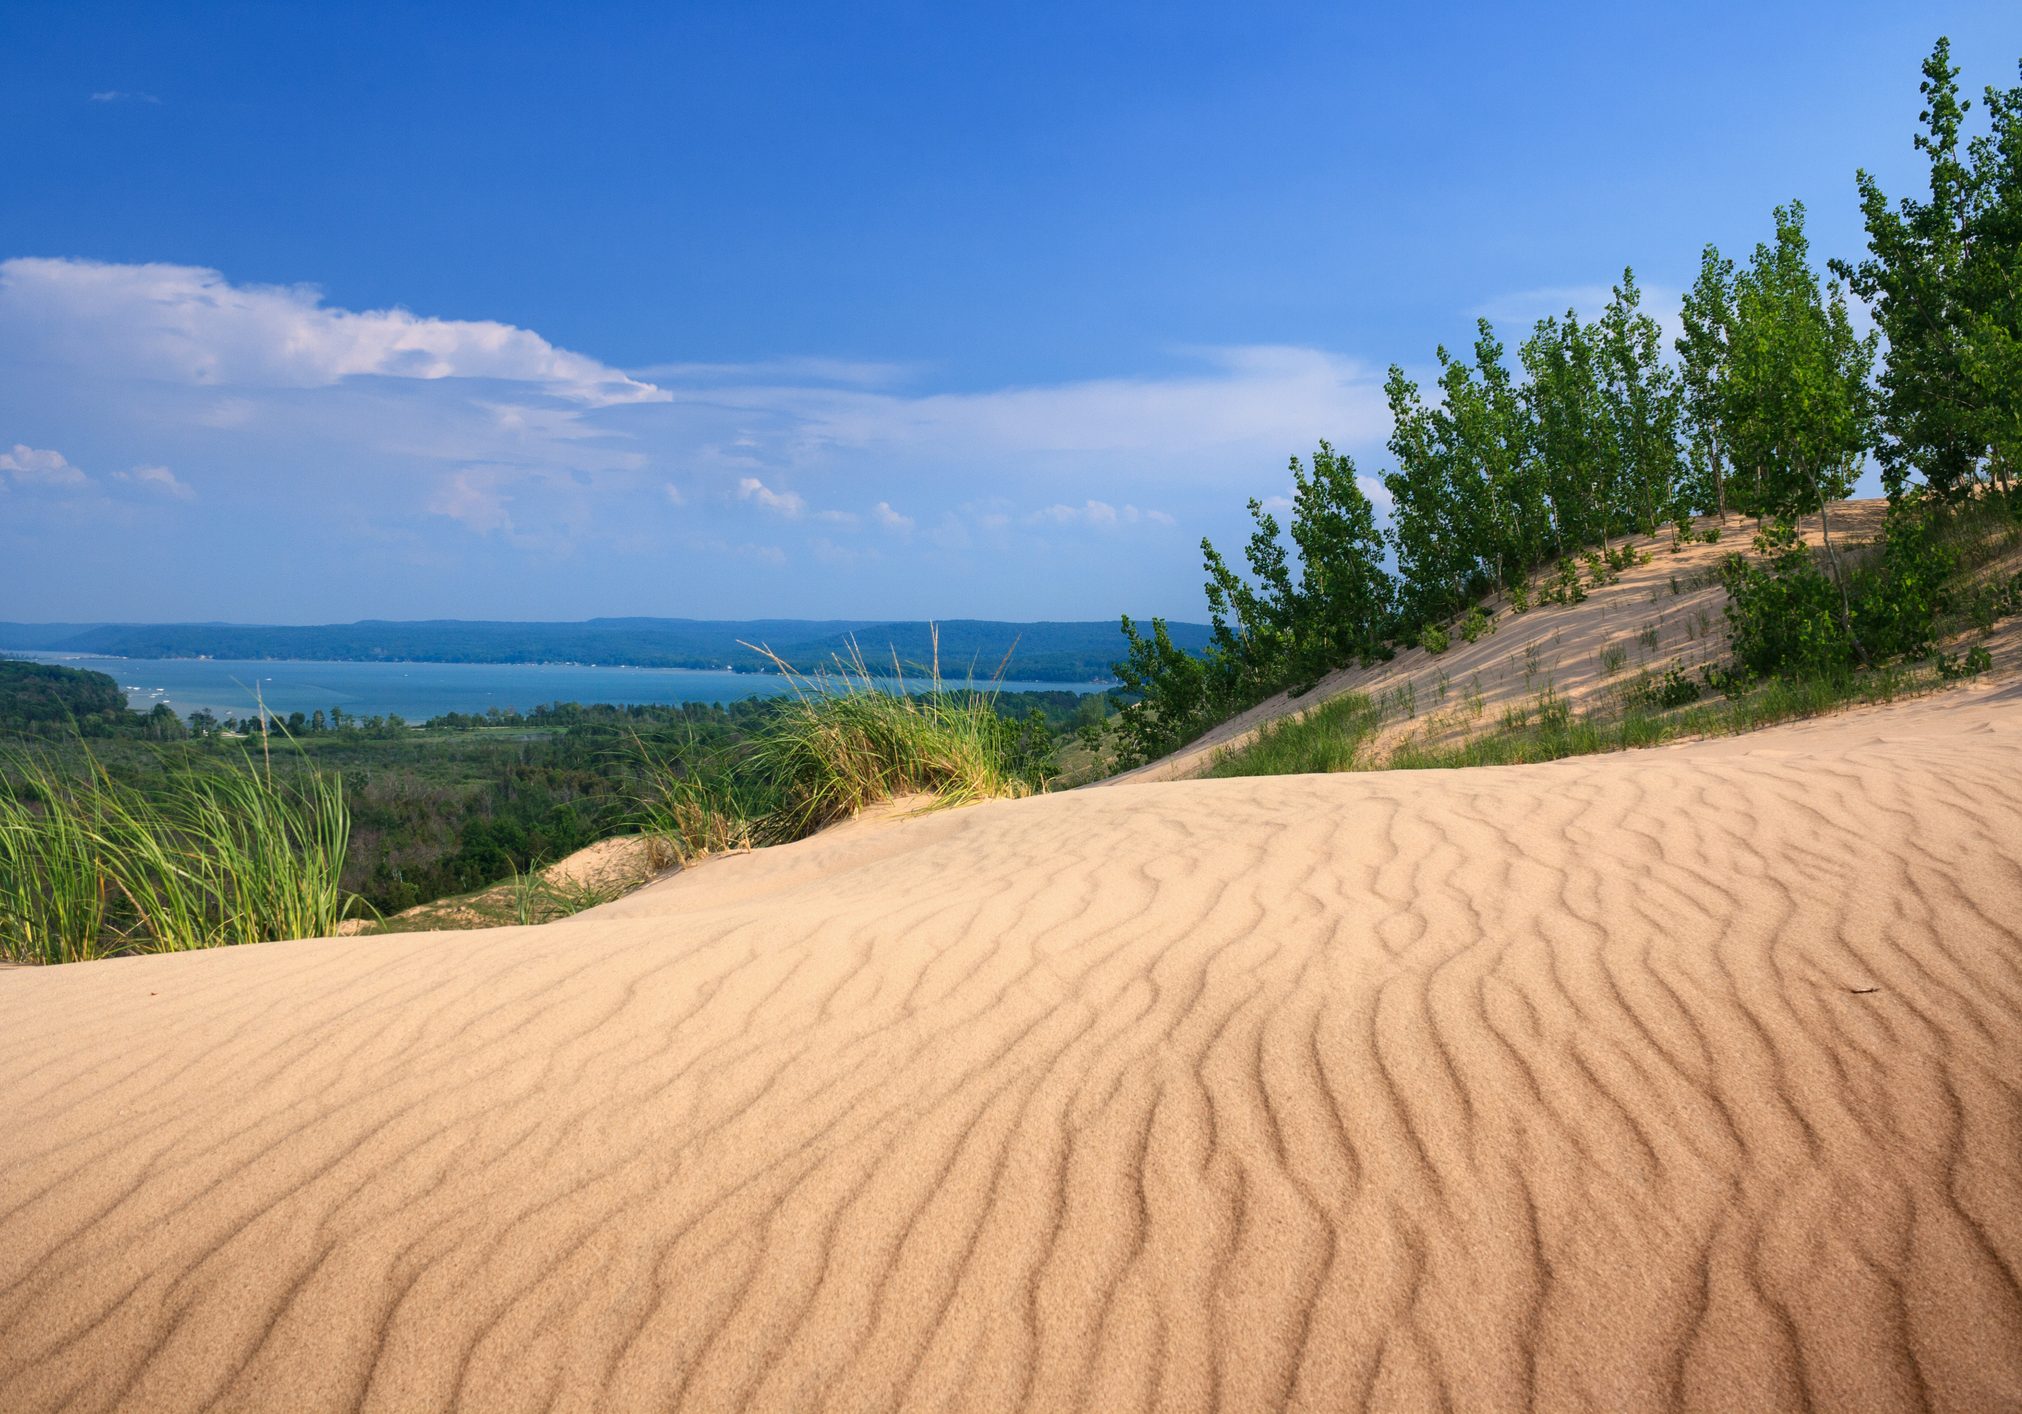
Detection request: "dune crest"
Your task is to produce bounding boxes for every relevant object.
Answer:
[3,686,2021,1411]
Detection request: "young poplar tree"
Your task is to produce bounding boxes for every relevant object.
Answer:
[1113,614,1214,764]
[1724,202,1879,631]
[1449,320,1546,588]
[1599,268,1686,539]
[1957,57,2021,491]
[1285,442,1393,676]
[1676,244,1737,519]
[1835,38,2022,499]
[1382,363,1467,629]
[1521,310,1611,557]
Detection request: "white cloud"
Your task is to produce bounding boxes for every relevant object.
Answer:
[1474,281,1684,352]
[664,345,1388,467]
[429,469,515,535]
[737,476,805,516]
[115,463,195,499]
[0,444,87,487]
[0,258,668,408]
[632,355,916,389]
[1031,499,1174,528]
[0,254,1404,578]
[90,90,160,104]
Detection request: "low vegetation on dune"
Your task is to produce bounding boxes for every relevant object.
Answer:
[0,656,1097,958]
[0,640,1058,961]
[1203,495,2022,779]
[0,743,356,965]
[632,638,1051,866]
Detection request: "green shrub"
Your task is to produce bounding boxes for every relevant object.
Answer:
[1849,495,1957,660]
[1419,622,1450,655]
[1631,667,1703,709]
[1935,645,1994,680]
[1460,606,1493,643]
[1721,532,1856,679]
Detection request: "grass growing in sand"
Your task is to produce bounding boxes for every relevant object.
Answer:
[0,741,358,965]
[750,642,1033,837]
[1205,692,1385,777]
[625,634,1040,865]
[1206,663,1940,778]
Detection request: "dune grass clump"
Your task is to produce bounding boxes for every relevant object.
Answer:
[99,759,352,951]
[748,639,1032,838]
[621,632,1040,864]
[629,730,768,868]
[1207,693,1382,777]
[0,753,113,965]
[0,740,357,964]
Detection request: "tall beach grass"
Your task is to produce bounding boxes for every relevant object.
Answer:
[625,630,1037,862]
[0,740,358,965]
[746,636,1032,837]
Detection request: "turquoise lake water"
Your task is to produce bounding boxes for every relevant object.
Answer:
[7,652,1107,721]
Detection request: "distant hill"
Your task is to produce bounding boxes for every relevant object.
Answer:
[0,618,1214,683]
[0,658,131,733]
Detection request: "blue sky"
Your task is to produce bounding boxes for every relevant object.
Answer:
[2,1,2016,624]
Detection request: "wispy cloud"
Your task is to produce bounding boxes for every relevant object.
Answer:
[89,90,160,104]
[1473,280,1684,351]
[872,500,914,533]
[0,258,667,408]
[428,468,517,535]
[1031,499,1175,528]
[0,444,88,488]
[737,476,806,517]
[114,463,195,499]
[632,355,917,389]
[659,345,1388,468]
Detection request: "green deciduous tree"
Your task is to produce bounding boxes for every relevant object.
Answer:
[1724,201,1879,642]
[1599,268,1687,538]
[1676,244,1737,518]
[1521,309,1612,556]
[1836,38,2022,499]
[1284,442,1395,680]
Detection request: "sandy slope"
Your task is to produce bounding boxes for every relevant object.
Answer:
[1110,502,1924,784]
[3,684,2021,1411]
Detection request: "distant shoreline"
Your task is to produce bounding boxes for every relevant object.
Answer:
[1,649,1118,687]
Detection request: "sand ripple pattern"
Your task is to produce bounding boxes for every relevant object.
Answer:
[3,687,2020,1411]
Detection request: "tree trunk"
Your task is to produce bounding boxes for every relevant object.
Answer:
[1817,494,1864,662]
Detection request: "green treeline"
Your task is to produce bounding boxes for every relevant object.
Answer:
[1114,38,2022,766]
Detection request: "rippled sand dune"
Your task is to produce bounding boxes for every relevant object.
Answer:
[4,685,2021,1411]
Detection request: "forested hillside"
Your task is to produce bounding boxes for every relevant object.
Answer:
[1115,39,2022,767]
